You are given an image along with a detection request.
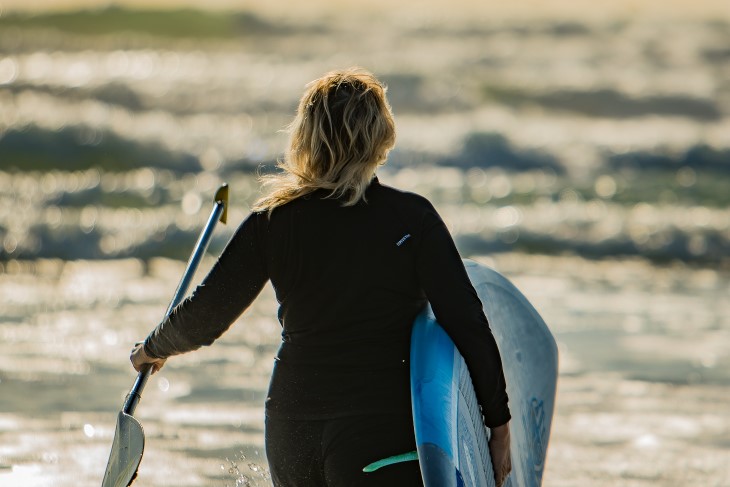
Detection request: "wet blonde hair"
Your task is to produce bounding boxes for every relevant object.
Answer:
[253,68,396,212]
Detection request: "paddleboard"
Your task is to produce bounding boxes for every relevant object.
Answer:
[411,259,558,487]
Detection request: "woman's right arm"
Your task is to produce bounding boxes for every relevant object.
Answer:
[415,210,511,428]
[415,212,512,485]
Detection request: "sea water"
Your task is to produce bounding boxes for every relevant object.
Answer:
[1,253,728,486]
[0,4,729,485]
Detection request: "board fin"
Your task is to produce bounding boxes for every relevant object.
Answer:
[362,450,419,472]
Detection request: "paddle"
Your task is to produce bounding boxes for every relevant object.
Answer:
[101,183,229,487]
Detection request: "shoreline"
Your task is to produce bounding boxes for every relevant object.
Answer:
[2,0,729,22]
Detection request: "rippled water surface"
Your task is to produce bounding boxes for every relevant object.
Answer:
[1,254,728,486]
[1,1,729,485]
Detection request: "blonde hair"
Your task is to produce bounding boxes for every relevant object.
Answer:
[253,68,396,213]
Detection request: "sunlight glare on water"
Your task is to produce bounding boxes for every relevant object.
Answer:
[1,0,730,485]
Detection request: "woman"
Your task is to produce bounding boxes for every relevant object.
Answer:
[131,68,512,486]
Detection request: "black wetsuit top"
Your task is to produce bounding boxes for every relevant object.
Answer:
[144,178,511,427]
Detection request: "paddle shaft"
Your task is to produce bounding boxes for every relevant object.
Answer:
[122,185,228,416]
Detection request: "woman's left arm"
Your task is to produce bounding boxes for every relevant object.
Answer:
[139,212,269,362]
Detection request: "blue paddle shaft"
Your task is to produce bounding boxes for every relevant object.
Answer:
[123,186,228,415]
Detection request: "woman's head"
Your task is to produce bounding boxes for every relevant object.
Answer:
[254,68,396,212]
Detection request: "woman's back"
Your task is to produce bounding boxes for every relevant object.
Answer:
[263,179,439,419]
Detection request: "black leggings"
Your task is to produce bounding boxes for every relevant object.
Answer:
[265,414,423,487]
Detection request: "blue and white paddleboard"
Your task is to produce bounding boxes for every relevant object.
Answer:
[411,260,558,487]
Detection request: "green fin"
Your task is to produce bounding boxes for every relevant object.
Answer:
[362,450,419,473]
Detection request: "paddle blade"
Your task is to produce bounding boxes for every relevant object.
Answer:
[102,412,145,487]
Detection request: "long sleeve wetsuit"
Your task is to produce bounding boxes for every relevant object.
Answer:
[144,178,510,428]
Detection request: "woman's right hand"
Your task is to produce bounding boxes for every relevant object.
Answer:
[489,421,512,487]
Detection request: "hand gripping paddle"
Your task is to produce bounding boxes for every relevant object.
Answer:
[101,184,229,487]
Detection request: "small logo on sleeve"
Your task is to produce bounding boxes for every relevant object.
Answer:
[396,234,411,247]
